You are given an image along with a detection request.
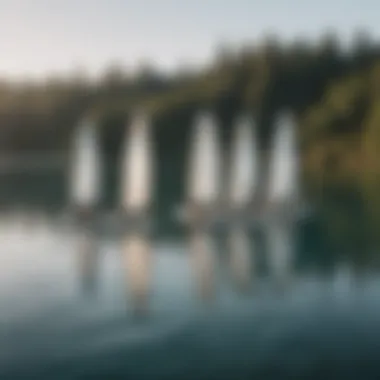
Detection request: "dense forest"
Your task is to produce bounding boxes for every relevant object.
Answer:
[1,31,380,256]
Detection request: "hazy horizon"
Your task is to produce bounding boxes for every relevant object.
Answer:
[0,0,379,80]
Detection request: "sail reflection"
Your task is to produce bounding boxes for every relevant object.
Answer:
[122,231,152,317]
[266,223,294,290]
[228,227,253,293]
[189,229,217,302]
[332,261,355,299]
[76,228,99,295]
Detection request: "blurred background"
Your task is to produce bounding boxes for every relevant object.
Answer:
[1,0,380,379]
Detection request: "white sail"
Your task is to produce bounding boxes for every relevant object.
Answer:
[69,119,102,208]
[187,112,222,206]
[120,112,154,213]
[267,112,299,203]
[228,115,259,207]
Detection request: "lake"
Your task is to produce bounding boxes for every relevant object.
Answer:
[0,211,380,379]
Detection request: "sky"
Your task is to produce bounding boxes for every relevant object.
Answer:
[0,0,379,79]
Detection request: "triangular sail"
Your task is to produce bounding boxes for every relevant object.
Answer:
[267,112,299,203]
[69,119,102,208]
[187,112,222,206]
[228,116,259,207]
[120,112,154,213]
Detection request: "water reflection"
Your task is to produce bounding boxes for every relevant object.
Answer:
[2,210,380,378]
[188,229,217,303]
[122,231,152,317]
[332,260,356,300]
[227,227,253,293]
[76,226,99,295]
[266,222,294,290]
[0,210,373,307]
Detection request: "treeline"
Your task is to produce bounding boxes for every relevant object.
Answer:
[0,31,377,153]
[299,59,380,258]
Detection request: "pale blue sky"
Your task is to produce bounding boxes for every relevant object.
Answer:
[0,0,378,79]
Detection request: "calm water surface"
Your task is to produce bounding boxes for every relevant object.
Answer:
[1,212,380,379]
